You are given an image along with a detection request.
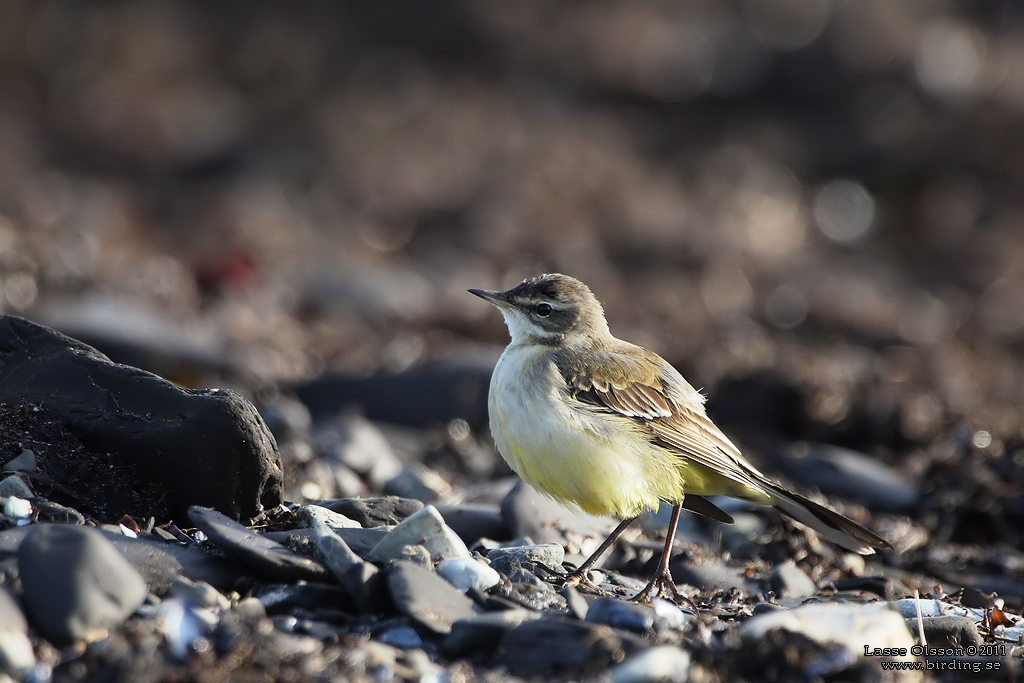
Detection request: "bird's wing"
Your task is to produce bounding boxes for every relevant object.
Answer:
[554,344,765,495]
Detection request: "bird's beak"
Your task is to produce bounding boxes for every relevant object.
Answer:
[468,288,505,306]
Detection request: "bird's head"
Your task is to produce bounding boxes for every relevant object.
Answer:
[470,273,610,346]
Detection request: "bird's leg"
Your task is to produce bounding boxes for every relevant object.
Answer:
[630,503,699,614]
[563,517,636,594]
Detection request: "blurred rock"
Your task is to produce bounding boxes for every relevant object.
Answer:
[500,618,630,677]
[609,646,691,683]
[293,362,492,429]
[313,413,402,489]
[769,562,817,599]
[442,609,538,658]
[740,603,917,678]
[386,561,480,635]
[18,524,148,644]
[0,316,283,521]
[384,464,452,502]
[0,586,33,678]
[501,482,618,566]
[436,503,510,546]
[909,615,982,649]
[586,597,655,633]
[780,443,919,513]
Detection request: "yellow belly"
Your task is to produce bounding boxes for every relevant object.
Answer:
[488,345,686,518]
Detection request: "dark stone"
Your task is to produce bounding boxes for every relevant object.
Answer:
[0,316,283,521]
[586,597,655,633]
[253,582,356,616]
[386,560,480,635]
[833,575,902,599]
[779,443,919,513]
[500,617,627,677]
[292,362,493,429]
[264,526,390,561]
[189,506,331,583]
[100,530,245,594]
[442,610,537,657]
[18,524,148,644]
[913,615,983,648]
[312,496,424,528]
[436,503,510,545]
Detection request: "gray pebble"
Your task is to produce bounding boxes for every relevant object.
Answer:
[312,520,378,608]
[386,561,480,635]
[586,597,655,633]
[18,524,148,644]
[487,543,565,570]
[369,505,471,563]
[299,505,362,530]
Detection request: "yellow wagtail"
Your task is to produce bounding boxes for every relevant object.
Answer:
[470,273,891,606]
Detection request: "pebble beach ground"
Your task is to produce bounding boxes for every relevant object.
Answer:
[2,3,1024,681]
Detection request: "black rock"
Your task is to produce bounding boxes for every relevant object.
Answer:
[0,316,283,521]
[18,524,148,644]
[189,506,331,583]
[312,496,424,528]
[386,561,480,635]
[500,617,628,677]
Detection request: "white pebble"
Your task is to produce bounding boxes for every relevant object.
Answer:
[437,557,500,593]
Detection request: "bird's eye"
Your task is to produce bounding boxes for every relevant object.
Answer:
[536,303,553,317]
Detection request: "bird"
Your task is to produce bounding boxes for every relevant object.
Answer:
[470,273,891,606]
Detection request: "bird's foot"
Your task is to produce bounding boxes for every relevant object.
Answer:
[630,572,700,615]
[562,569,611,597]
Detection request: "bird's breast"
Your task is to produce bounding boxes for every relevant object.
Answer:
[487,345,683,518]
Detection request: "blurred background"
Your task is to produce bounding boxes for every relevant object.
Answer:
[1,1,1024,540]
